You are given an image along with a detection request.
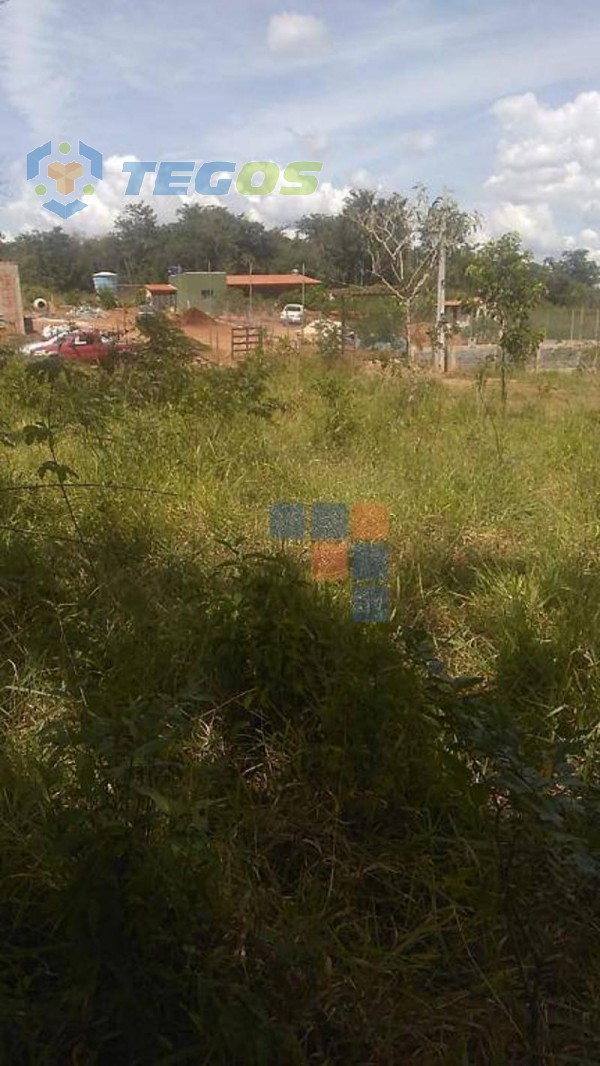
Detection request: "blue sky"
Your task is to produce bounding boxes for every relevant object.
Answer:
[2,0,600,256]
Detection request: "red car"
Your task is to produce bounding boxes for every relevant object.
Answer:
[21,329,126,365]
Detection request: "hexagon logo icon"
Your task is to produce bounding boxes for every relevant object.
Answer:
[26,139,103,220]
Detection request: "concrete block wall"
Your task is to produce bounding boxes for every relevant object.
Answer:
[0,262,25,334]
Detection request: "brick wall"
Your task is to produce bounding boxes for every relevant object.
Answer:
[0,262,25,334]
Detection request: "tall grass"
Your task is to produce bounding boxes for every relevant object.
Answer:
[1,335,600,1063]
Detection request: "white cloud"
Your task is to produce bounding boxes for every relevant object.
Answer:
[0,156,349,238]
[285,126,329,155]
[267,13,330,56]
[1,156,146,238]
[402,130,436,153]
[0,0,70,137]
[242,181,349,228]
[244,15,600,156]
[348,168,380,190]
[482,91,600,256]
[486,202,562,252]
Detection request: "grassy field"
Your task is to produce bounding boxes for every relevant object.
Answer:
[1,328,600,1064]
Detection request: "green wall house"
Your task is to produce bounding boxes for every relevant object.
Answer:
[173,272,227,314]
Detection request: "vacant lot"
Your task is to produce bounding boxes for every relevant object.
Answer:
[1,343,600,1063]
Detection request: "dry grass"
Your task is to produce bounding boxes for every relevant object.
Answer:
[0,338,600,1063]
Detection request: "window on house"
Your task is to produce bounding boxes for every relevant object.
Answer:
[201,289,214,298]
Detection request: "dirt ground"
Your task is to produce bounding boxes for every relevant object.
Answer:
[177,309,236,363]
[30,307,140,341]
[22,305,301,365]
[177,307,304,364]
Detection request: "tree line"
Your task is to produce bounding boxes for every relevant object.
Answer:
[1,191,599,309]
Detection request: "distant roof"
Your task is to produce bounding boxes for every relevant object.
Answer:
[226,273,320,287]
[145,284,177,293]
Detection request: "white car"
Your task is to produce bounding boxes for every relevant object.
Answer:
[280,303,305,326]
[19,330,71,356]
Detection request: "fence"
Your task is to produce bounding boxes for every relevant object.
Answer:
[231,325,266,359]
[424,345,600,372]
[533,305,600,343]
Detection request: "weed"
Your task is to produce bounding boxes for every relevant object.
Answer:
[1,330,600,1062]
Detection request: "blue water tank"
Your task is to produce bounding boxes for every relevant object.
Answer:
[92,271,119,294]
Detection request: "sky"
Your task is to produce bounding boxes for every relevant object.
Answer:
[1,0,600,258]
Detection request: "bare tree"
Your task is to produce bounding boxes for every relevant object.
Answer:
[350,186,479,365]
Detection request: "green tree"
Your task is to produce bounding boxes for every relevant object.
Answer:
[113,203,161,283]
[165,203,240,273]
[445,245,479,297]
[5,227,88,292]
[542,249,600,306]
[467,233,546,402]
[297,192,372,285]
[233,216,290,273]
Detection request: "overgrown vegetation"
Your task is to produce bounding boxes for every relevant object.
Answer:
[1,333,600,1063]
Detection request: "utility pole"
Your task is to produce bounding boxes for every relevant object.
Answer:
[301,262,306,346]
[436,217,447,372]
[249,260,253,324]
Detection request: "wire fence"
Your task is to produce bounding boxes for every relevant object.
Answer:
[324,294,600,349]
[466,305,600,345]
[533,305,600,343]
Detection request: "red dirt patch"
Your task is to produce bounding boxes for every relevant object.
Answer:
[180,308,219,328]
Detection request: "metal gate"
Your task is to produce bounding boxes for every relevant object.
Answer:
[231,326,265,359]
